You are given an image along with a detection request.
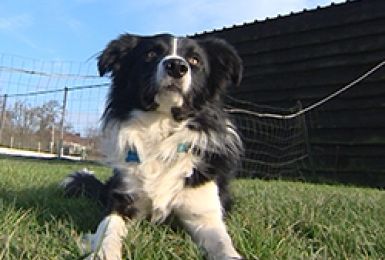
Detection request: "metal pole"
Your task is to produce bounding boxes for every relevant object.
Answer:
[58,87,68,159]
[50,125,55,154]
[0,94,8,144]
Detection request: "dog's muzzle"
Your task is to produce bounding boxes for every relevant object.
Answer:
[156,56,191,95]
[163,58,189,79]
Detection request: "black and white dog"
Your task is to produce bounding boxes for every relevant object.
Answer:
[62,33,243,260]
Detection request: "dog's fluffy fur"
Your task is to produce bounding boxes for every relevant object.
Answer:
[62,33,243,260]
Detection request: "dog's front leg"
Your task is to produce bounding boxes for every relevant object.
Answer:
[175,182,243,260]
[180,212,242,260]
[86,214,128,260]
[85,190,144,260]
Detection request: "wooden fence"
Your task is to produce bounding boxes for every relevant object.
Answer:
[195,0,385,187]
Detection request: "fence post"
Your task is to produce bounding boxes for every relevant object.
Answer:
[0,94,8,144]
[297,101,316,176]
[58,87,68,159]
[50,125,55,154]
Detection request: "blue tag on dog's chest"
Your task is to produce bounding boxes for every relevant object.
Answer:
[125,143,190,164]
[125,150,140,163]
[177,143,190,153]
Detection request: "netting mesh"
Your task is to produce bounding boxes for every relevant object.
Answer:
[226,96,309,178]
[0,54,310,176]
[0,54,108,159]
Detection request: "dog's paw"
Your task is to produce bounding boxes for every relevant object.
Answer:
[84,249,120,260]
[226,256,246,260]
[84,252,98,260]
[209,253,251,260]
[230,256,258,260]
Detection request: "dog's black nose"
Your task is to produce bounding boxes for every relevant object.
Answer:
[164,58,188,78]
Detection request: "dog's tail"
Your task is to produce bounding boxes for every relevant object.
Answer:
[60,168,108,206]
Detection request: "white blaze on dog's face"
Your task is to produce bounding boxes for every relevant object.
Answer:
[155,37,192,111]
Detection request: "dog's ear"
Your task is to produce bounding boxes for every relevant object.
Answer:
[98,34,140,76]
[198,38,243,87]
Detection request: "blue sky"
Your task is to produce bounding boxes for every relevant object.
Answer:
[0,0,345,62]
[0,0,346,135]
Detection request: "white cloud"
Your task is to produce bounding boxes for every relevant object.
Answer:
[0,12,57,55]
[74,0,98,3]
[0,14,33,30]
[0,14,38,49]
[60,16,85,33]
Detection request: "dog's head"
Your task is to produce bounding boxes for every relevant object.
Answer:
[98,33,242,121]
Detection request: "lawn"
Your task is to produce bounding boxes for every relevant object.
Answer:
[0,156,384,259]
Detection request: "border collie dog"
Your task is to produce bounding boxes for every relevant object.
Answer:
[62,33,243,260]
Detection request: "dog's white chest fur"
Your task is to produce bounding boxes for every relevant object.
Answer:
[102,110,203,222]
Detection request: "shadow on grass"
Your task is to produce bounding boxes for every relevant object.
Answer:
[1,185,105,232]
[0,155,107,232]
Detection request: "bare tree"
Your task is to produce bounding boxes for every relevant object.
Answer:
[5,100,75,151]
[36,100,61,134]
[9,101,39,135]
[84,126,102,158]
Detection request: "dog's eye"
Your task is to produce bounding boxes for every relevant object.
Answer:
[146,51,158,59]
[187,56,200,66]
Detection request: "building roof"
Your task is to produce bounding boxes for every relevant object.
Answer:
[193,0,360,37]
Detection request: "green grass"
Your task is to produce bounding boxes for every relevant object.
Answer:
[0,156,384,259]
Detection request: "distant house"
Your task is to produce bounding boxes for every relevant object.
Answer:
[62,132,88,157]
